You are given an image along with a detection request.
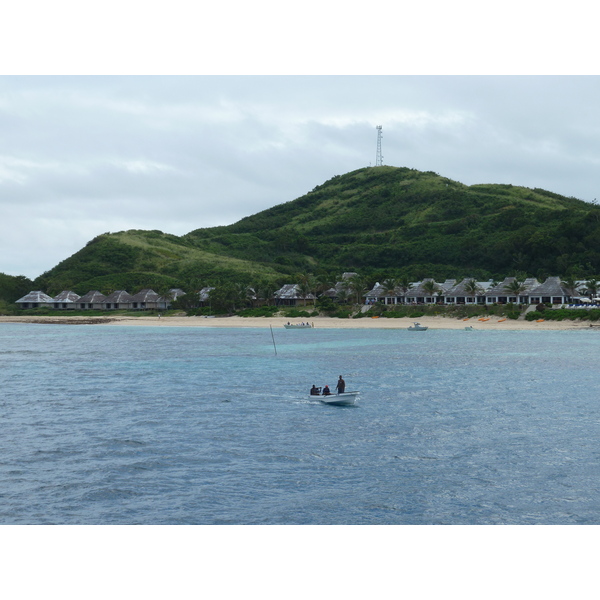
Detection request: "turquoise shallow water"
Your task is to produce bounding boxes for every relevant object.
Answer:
[1,322,600,524]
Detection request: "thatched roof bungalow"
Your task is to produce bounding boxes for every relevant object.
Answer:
[528,277,571,305]
[484,277,541,304]
[77,291,107,310]
[130,289,161,310]
[15,291,54,309]
[323,273,358,301]
[365,282,386,305]
[274,284,315,306]
[197,287,215,307]
[404,279,443,304]
[52,290,81,310]
[102,290,134,310]
[443,279,492,305]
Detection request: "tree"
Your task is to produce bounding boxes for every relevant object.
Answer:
[255,279,278,306]
[336,285,351,305]
[348,274,368,304]
[208,284,238,313]
[233,282,254,310]
[585,278,599,299]
[560,276,579,299]
[398,275,413,295]
[422,279,441,299]
[315,273,335,296]
[503,278,526,303]
[381,278,398,305]
[295,272,317,306]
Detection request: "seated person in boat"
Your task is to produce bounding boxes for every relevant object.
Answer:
[322,385,331,395]
[310,385,321,395]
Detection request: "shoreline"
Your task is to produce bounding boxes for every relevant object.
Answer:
[0,314,595,331]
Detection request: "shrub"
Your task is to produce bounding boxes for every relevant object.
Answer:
[283,309,312,318]
[525,311,543,321]
[237,306,280,317]
[333,309,352,319]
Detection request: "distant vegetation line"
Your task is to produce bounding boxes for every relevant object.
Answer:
[2,165,600,305]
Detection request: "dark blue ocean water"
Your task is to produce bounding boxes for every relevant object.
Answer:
[2,322,600,524]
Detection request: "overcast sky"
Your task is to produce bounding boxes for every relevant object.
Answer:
[2,5,599,280]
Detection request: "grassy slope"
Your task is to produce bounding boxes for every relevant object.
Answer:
[33,229,285,295]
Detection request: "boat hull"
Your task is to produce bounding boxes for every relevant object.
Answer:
[311,392,360,406]
[284,324,313,329]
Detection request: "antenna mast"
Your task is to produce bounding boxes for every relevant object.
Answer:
[375,125,383,166]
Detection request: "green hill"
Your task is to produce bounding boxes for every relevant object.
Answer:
[32,166,600,295]
[184,166,600,278]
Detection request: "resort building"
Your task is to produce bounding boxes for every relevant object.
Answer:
[13,277,595,312]
[52,291,81,310]
[130,289,161,310]
[198,287,215,307]
[323,272,359,302]
[15,291,55,309]
[365,276,583,307]
[274,284,316,306]
[527,277,571,306]
[77,290,107,310]
[102,290,134,310]
[365,282,386,305]
[484,277,540,305]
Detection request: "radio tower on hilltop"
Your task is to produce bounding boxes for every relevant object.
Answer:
[375,125,383,166]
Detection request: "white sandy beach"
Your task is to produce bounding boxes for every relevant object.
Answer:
[0,314,595,330]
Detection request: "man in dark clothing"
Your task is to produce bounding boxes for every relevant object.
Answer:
[336,375,346,394]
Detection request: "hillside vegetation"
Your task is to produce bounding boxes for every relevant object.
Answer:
[26,165,600,296]
[0,273,33,305]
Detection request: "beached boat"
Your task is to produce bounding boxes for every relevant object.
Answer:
[407,322,428,331]
[284,323,313,329]
[310,391,360,406]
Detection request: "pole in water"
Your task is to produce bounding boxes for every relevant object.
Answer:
[269,324,277,355]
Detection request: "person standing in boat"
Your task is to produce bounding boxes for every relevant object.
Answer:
[336,375,345,394]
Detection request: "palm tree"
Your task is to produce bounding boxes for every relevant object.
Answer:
[560,276,580,301]
[348,274,368,305]
[255,279,278,306]
[422,279,441,301]
[315,273,335,296]
[398,275,413,295]
[381,278,398,306]
[296,272,317,306]
[585,278,599,299]
[503,278,526,303]
[336,285,351,305]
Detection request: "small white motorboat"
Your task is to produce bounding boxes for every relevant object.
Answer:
[310,391,360,406]
[464,325,475,331]
[407,322,428,331]
[284,323,313,329]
